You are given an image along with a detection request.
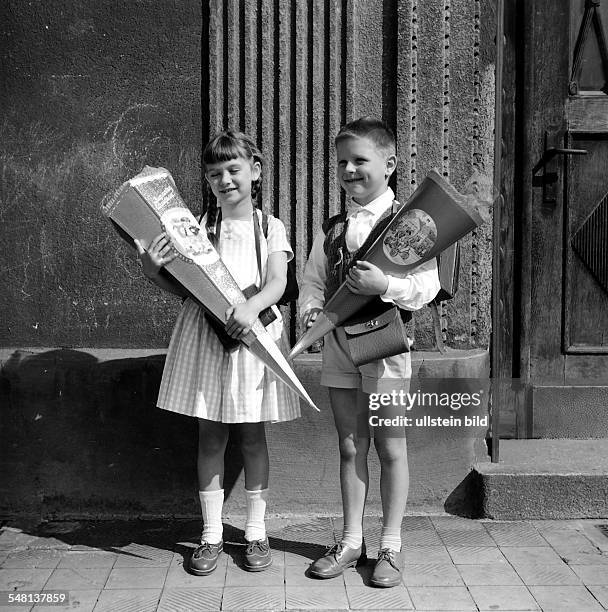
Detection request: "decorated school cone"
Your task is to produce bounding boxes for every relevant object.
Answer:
[289,169,492,359]
[101,166,318,411]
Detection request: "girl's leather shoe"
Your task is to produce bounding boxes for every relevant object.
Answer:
[370,548,403,587]
[308,541,367,579]
[244,537,272,571]
[188,540,223,575]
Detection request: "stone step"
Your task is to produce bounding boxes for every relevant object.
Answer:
[473,439,608,519]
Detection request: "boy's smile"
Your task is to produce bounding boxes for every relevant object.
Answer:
[336,136,396,206]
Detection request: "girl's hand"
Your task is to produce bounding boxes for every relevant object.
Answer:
[225,302,260,338]
[134,233,177,279]
[302,307,322,329]
[346,261,389,295]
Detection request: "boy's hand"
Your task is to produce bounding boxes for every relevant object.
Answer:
[302,307,322,329]
[346,261,389,295]
[225,302,260,338]
[134,233,177,279]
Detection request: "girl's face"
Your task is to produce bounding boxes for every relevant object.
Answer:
[205,156,261,209]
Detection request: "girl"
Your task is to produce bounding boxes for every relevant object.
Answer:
[135,130,300,575]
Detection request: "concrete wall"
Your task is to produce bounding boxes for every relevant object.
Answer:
[1,0,202,348]
[1,0,495,351]
[0,348,490,519]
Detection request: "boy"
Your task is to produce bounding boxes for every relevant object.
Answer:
[299,117,440,587]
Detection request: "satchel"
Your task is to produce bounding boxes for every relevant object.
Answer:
[343,306,410,367]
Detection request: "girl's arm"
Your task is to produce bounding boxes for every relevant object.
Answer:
[225,251,287,338]
[134,234,187,297]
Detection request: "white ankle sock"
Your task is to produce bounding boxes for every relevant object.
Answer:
[380,525,401,552]
[199,489,224,545]
[244,488,268,542]
[341,524,363,549]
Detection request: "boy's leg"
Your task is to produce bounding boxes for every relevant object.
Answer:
[370,423,409,587]
[237,422,272,571]
[309,387,370,578]
[190,419,229,576]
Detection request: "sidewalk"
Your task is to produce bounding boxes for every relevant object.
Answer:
[1,515,607,611]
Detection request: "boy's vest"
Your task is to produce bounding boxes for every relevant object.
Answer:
[322,202,413,324]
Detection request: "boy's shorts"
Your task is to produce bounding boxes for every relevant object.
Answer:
[321,326,411,395]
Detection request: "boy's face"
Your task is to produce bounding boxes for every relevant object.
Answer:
[336,136,396,206]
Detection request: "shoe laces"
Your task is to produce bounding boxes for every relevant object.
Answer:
[377,548,399,569]
[194,541,218,558]
[246,539,269,555]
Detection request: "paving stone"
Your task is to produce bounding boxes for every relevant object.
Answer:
[456,563,523,586]
[402,546,451,564]
[447,546,508,565]
[468,585,541,610]
[157,587,222,612]
[0,568,53,591]
[408,586,477,610]
[2,550,63,569]
[285,563,343,586]
[402,563,463,587]
[431,517,487,531]
[222,585,284,611]
[484,523,548,547]
[104,567,168,590]
[164,558,227,588]
[285,585,348,610]
[345,584,413,610]
[512,563,582,586]
[587,585,608,608]
[112,543,174,568]
[500,546,566,566]
[439,529,496,548]
[529,585,605,611]
[401,516,435,531]
[570,564,608,585]
[541,530,599,552]
[342,563,374,586]
[224,563,284,586]
[44,568,110,591]
[402,530,444,546]
[57,551,117,569]
[0,529,46,551]
[283,541,327,564]
[558,548,608,565]
[92,588,161,612]
[32,589,100,612]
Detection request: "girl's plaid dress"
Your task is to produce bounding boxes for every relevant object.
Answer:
[157,210,300,423]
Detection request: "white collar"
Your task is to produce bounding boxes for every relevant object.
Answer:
[346,187,395,219]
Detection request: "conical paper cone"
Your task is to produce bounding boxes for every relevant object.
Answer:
[290,170,491,358]
[102,167,318,411]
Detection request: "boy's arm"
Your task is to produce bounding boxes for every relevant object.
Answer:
[381,258,441,311]
[298,231,327,323]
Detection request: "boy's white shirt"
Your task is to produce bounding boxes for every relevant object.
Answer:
[299,187,441,315]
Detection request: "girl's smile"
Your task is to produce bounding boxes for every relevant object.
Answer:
[206,157,261,213]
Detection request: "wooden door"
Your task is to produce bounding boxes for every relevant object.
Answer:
[520,0,608,437]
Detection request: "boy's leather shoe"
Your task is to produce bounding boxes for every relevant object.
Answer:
[370,548,403,587]
[244,537,272,571]
[188,540,223,575]
[309,541,367,579]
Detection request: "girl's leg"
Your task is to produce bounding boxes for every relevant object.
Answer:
[237,422,269,542]
[197,419,229,544]
[330,388,371,548]
[237,422,269,490]
[236,422,272,570]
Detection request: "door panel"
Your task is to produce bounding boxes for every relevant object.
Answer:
[523,0,608,437]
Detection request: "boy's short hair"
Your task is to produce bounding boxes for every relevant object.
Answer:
[335,116,396,156]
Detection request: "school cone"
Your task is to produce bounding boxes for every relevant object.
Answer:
[101,166,318,412]
[289,170,492,360]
